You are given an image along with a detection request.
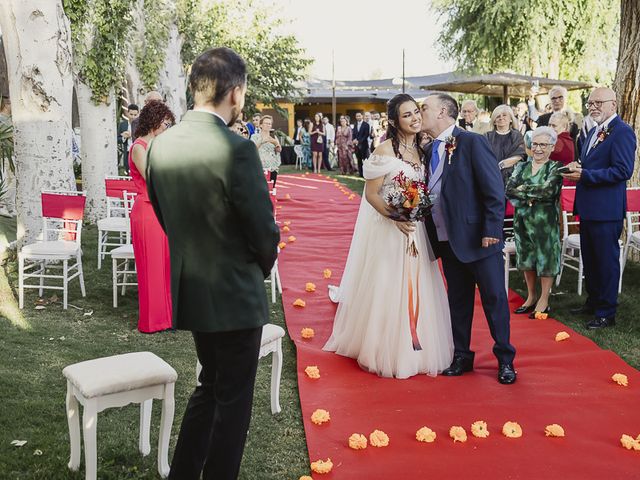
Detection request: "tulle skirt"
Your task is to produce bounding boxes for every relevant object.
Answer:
[323,199,454,379]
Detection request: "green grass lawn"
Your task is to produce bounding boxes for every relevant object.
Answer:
[0,166,638,478]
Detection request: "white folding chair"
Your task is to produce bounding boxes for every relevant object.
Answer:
[97,176,135,269]
[196,324,285,414]
[18,191,86,309]
[502,202,517,293]
[293,145,304,170]
[262,171,282,303]
[622,212,640,276]
[112,192,137,307]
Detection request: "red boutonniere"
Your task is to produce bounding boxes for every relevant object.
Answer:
[445,135,457,164]
[593,125,612,149]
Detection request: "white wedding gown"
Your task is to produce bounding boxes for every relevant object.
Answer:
[323,154,454,379]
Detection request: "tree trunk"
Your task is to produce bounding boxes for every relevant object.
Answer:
[76,81,118,223]
[0,1,76,246]
[158,22,187,120]
[124,0,145,105]
[614,0,640,187]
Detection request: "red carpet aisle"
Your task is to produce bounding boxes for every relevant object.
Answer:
[275,173,640,479]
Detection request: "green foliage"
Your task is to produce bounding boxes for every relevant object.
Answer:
[432,0,619,84]
[177,0,312,114]
[64,0,134,104]
[135,0,173,90]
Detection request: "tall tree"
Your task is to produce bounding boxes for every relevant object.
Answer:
[177,0,311,113]
[432,0,619,84]
[614,0,640,186]
[0,1,76,245]
[64,0,133,222]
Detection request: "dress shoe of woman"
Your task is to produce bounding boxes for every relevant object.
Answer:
[514,303,536,314]
[529,306,550,319]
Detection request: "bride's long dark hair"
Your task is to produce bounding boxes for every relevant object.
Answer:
[386,93,425,160]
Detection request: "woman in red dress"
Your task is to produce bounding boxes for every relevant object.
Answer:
[129,100,175,333]
[548,112,576,185]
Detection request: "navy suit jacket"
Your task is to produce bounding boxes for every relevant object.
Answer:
[352,122,370,155]
[424,126,505,263]
[575,115,636,221]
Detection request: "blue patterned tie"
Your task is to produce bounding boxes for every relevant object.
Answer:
[430,139,442,173]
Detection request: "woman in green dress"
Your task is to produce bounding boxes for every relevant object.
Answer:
[506,126,563,319]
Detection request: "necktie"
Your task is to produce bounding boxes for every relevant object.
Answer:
[431,139,442,173]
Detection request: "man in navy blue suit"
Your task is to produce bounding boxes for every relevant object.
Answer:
[420,93,517,384]
[561,87,636,329]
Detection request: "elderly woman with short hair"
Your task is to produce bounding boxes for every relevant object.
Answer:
[485,104,526,185]
[506,126,563,318]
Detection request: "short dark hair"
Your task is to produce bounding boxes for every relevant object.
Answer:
[429,93,459,120]
[189,47,247,106]
[127,103,139,111]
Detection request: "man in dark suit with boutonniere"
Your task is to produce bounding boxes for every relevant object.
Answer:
[147,47,280,480]
[420,93,517,385]
[352,111,371,177]
[561,87,636,330]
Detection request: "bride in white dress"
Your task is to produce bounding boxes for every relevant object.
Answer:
[323,94,454,379]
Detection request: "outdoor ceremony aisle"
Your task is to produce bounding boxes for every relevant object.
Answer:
[275,173,640,479]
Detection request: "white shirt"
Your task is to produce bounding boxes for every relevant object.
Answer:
[324,122,335,143]
[587,113,617,153]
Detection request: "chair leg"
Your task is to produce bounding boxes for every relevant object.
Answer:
[270,338,283,414]
[577,252,583,296]
[82,398,98,480]
[139,399,152,456]
[158,383,175,478]
[122,264,128,296]
[66,382,81,471]
[77,254,86,297]
[270,270,276,304]
[275,264,282,294]
[38,261,45,297]
[503,254,509,295]
[112,257,118,308]
[97,230,103,270]
[63,259,69,309]
[556,241,566,287]
[18,254,24,309]
[618,248,624,294]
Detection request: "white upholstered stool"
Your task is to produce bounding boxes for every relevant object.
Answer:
[196,323,285,414]
[63,352,177,480]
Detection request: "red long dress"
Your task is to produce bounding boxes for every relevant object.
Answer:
[128,138,173,333]
[550,131,576,186]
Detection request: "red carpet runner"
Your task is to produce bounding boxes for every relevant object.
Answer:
[275,173,640,479]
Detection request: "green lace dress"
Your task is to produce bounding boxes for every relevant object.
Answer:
[505,160,563,276]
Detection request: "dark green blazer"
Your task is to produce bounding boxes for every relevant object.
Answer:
[146,111,280,332]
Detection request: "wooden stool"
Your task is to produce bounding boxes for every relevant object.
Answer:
[63,352,177,479]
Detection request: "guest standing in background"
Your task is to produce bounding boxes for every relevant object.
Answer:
[310,113,325,173]
[458,99,479,131]
[117,103,139,174]
[335,115,354,175]
[322,116,335,171]
[293,118,303,145]
[251,115,281,186]
[506,127,563,319]
[246,112,261,137]
[352,111,371,176]
[485,105,526,185]
[536,86,580,141]
[562,87,637,330]
[301,119,312,169]
[129,99,175,333]
[548,112,575,185]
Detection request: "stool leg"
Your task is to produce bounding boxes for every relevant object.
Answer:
[139,399,152,456]
[66,381,81,471]
[270,338,283,414]
[82,398,98,480]
[158,382,175,478]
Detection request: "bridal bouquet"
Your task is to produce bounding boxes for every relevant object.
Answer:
[384,171,433,223]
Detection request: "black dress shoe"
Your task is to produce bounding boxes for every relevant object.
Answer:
[442,356,474,376]
[528,306,550,319]
[498,363,517,384]
[570,304,594,315]
[586,316,616,329]
[514,303,536,314]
